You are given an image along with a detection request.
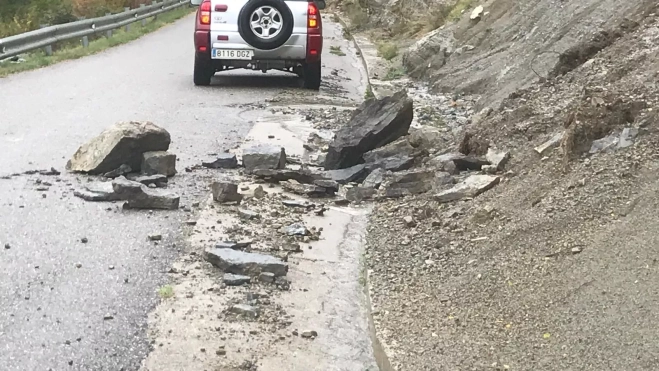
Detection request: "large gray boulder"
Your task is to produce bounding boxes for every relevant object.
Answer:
[324,91,413,170]
[66,121,171,175]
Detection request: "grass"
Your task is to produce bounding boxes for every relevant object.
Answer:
[377,42,398,61]
[157,284,175,299]
[446,0,478,22]
[364,85,375,99]
[0,6,194,77]
[330,45,347,56]
[382,65,406,81]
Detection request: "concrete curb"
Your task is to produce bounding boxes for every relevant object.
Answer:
[330,13,396,371]
[331,12,382,100]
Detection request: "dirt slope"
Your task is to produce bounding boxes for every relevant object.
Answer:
[365,4,659,370]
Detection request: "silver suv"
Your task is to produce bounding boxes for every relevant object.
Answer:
[190,0,325,89]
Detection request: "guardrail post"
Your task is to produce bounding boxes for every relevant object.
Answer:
[105,13,113,38]
[140,4,148,26]
[124,8,131,32]
[154,2,159,20]
[40,24,53,56]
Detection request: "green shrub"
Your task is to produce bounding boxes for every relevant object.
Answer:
[377,42,399,60]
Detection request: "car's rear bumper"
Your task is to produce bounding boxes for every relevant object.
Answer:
[209,32,307,60]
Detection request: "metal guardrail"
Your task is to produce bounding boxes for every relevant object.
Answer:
[0,0,189,60]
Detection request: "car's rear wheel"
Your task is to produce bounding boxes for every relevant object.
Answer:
[193,54,214,86]
[238,0,294,51]
[303,61,321,90]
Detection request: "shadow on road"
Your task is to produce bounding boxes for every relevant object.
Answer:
[210,73,303,89]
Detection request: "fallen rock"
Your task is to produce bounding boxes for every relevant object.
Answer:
[313,179,339,192]
[281,180,329,197]
[242,145,286,172]
[238,208,260,220]
[301,330,318,339]
[429,152,488,172]
[211,181,243,203]
[485,148,510,170]
[362,137,417,163]
[362,168,386,189]
[381,169,444,198]
[324,91,413,170]
[112,176,180,210]
[204,248,288,277]
[618,127,638,149]
[535,132,564,155]
[344,186,377,202]
[282,199,311,208]
[223,273,251,286]
[66,121,171,174]
[103,164,132,179]
[281,223,310,236]
[402,27,455,79]
[408,126,443,150]
[127,174,168,188]
[323,164,368,184]
[253,185,266,199]
[434,175,500,203]
[142,151,177,177]
[74,182,121,202]
[403,216,416,227]
[365,155,415,172]
[202,153,238,169]
[229,304,259,318]
[252,168,320,184]
[259,272,276,283]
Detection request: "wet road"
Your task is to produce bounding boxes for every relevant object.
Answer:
[0,13,363,371]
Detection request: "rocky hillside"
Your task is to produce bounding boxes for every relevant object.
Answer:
[407,0,657,109]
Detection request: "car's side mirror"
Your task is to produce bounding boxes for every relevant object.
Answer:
[190,0,203,5]
[315,0,326,10]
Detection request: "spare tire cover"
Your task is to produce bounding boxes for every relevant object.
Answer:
[238,0,294,51]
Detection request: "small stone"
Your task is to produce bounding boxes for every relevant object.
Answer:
[238,208,260,220]
[223,273,251,286]
[282,200,309,208]
[202,153,238,169]
[403,216,416,227]
[253,185,266,199]
[4,243,10,250]
[571,247,583,254]
[81,238,88,244]
[103,314,114,320]
[229,304,259,318]
[301,330,318,338]
[149,234,162,241]
[281,223,309,236]
[216,349,227,356]
[485,148,510,170]
[362,168,386,189]
[204,248,288,277]
[535,132,564,155]
[211,181,243,203]
[103,164,132,179]
[259,272,276,283]
[434,175,500,203]
[75,263,82,268]
[242,144,286,172]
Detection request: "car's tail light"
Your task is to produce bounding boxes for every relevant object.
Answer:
[306,2,322,62]
[307,3,319,30]
[200,0,211,25]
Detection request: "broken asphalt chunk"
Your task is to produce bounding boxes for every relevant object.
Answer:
[66,121,171,174]
[204,248,288,277]
[74,181,121,202]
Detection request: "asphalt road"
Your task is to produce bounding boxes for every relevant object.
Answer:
[0,13,346,371]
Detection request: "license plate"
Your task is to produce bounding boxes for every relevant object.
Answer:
[212,49,253,60]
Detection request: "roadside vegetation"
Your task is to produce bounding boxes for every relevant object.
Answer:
[157,284,174,299]
[0,0,161,38]
[0,5,193,77]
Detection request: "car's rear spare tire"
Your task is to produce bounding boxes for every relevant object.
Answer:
[194,54,214,86]
[238,0,294,51]
[303,61,321,90]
